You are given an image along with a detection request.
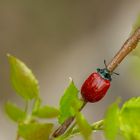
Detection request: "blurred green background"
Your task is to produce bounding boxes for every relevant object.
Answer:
[1,0,140,139]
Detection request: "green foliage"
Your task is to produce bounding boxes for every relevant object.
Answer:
[32,97,59,119]
[58,78,83,124]
[75,112,92,140]
[6,55,56,140]
[5,54,140,140]
[120,97,140,140]
[5,101,27,122]
[7,54,39,100]
[18,122,53,140]
[104,99,120,140]
[104,97,140,140]
[33,105,59,118]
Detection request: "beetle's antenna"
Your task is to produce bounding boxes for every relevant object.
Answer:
[104,60,107,68]
[112,72,120,75]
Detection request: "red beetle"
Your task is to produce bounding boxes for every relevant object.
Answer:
[81,68,111,103]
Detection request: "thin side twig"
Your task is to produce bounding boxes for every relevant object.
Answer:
[64,120,104,140]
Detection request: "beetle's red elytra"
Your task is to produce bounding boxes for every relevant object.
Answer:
[81,69,111,103]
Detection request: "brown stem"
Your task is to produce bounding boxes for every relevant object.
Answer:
[51,101,87,138]
[52,116,74,137]
[107,27,140,72]
[16,133,20,140]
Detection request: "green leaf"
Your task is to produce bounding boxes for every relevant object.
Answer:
[5,101,26,122]
[121,97,140,109]
[104,99,120,140]
[7,54,39,100]
[18,122,53,140]
[32,98,42,113]
[120,97,140,140]
[58,78,82,124]
[75,112,92,140]
[33,105,59,119]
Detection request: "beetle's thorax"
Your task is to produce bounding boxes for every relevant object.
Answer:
[97,68,112,81]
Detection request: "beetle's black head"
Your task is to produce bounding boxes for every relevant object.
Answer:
[97,68,112,81]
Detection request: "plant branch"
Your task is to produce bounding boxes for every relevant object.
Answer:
[72,120,104,135]
[16,133,20,140]
[107,27,140,72]
[51,27,140,139]
[51,100,87,138]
